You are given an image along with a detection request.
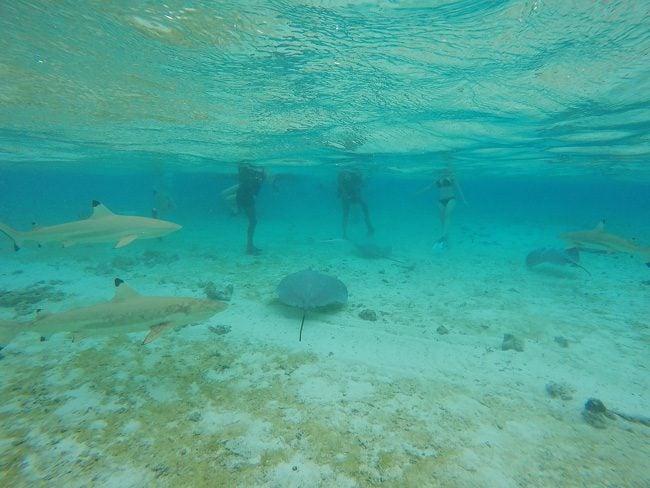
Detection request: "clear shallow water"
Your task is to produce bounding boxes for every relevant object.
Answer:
[1,0,650,175]
[1,2,650,487]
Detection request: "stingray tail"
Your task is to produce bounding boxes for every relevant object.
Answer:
[0,222,24,251]
[298,310,307,342]
[566,248,591,275]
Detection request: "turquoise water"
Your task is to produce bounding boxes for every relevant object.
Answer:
[1,1,649,173]
[1,2,649,487]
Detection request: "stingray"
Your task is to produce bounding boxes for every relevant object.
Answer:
[526,247,590,275]
[276,269,348,341]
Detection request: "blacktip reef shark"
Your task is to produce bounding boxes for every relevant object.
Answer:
[559,220,650,267]
[0,200,181,251]
[0,278,227,346]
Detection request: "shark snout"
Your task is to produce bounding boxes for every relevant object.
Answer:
[156,221,182,235]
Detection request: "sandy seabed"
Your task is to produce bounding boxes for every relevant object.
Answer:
[0,214,648,488]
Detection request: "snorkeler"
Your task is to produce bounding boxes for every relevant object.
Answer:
[235,162,266,255]
[151,188,176,219]
[419,167,467,249]
[337,170,374,240]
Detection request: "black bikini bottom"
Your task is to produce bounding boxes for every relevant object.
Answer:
[439,197,456,206]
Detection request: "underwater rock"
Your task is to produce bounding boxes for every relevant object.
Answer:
[359,309,377,321]
[187,411,202,422]
[582,398,616,429]
[208,324,231,335]
[554,336,569,348]
[151,463,171,478]
[216,284,234,301]
[545,381,575,400]
[202,282,234,301]
[501,333,524,352]
[581,398,650,429]
[436,325,449,335]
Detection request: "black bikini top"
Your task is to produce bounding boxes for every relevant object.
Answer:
[437,177,453,188]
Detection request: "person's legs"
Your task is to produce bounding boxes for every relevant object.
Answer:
[341,200,351,239]
[359,200,374,236]
[242,201,260,255]
[439,198,456,241]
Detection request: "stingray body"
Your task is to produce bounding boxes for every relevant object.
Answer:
[0,279,226,345]
[276,269,348,341]
[560,221,650,267]
[526,247,590,275]
[0,200,181,250]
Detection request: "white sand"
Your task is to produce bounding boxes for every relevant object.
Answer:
[0,214,648,487]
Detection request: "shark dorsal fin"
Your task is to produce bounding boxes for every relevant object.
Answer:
[594,220,606,232]
[90,200,115,219]
[113,278,141,301]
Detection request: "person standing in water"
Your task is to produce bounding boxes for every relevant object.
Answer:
[151,188,176,219]
[337,170,374,240]
[235,162,266,255]
[150,164,177,219]
[420,167,466,249]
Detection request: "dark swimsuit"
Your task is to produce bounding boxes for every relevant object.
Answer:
[338,171,363,203]
[437,178,455,206]
[237,166,264,208]
[439,196,456,206]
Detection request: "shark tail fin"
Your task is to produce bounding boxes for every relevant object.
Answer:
[0,222,24,251]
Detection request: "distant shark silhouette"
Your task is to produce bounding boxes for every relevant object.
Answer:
[526,247,590,275]
[0,278,227,346]
[0,200,181,250]
[560,221,650,267]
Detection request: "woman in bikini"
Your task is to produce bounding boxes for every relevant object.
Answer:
[420,167,466,249]
[337,170,374,240]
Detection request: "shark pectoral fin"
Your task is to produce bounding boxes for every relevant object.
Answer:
[142,321,173,345]
[62,241,75,248]
[115,235,138,248]
[0,222,25,250]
